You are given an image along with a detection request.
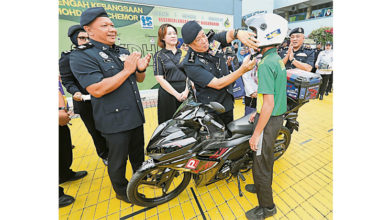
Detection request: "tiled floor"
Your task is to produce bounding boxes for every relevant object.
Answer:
[60,93,333,220]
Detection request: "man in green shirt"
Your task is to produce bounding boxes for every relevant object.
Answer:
[243,14,288,220]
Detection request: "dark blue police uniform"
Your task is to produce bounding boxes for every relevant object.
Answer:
[183,30,234,125]
[59,50,108,160]
[69,39,145,196]
[278,45,315,70]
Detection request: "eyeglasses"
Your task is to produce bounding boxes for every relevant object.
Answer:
[77,37,89,40]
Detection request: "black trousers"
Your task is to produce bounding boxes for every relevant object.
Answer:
[59,125,75,183]
[252,115,283,208]
[75,100,108,159]
[319,74,331,96]
[326,72,333,93]
[102,126,145,196]
[59,186,64,197]
[157,81,186,124]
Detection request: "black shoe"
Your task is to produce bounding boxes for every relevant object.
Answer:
[116,194,131,203]
[60,171,88,184]
[102,158,108,166]
[319,95,323,100]
[325,92,329,96]
[245,184,256,193]
[245,206,277,220]
[59,194,75,208]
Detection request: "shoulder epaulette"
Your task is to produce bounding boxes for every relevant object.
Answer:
[188,51,195,63]
[116,45,127,50]
[77,42,94,50]
[62,50,72,55]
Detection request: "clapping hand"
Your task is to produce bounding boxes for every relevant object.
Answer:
[124,52,140,74]
[137,53,152,72]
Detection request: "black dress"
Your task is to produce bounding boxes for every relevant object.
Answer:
[153,48,187,124]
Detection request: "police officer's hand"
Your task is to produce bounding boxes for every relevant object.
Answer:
[286,42,293,57]
[137,53,152,72]
[124,52,140,74]
[239,55,257,73]
[59,110,70,126]
[73,92,82,101]
[237,31,261,51]
[226,56,233,67]
[289,50,294,61]
[250,92,257,98]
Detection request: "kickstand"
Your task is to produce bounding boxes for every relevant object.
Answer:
[236,172,246,197]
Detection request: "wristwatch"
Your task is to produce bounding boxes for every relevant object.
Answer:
[59,107,66,111]
[290,58,296,63]
[136,68,146,73]
[234,28,246,39]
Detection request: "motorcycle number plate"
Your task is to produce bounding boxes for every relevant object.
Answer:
[185,159,200,170]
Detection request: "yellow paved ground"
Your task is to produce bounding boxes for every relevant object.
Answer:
[60,93,333,220]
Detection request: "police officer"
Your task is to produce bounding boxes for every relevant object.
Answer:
[59,25,109,165]
[69,7,152,203]
[181,21,258,125]
[312,42,323,73]
[278,27,315,72]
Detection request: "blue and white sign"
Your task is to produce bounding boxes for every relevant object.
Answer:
[140,15,153,29]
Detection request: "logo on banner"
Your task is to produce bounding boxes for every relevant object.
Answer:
[140,15,153,29]
[185,159,200,169]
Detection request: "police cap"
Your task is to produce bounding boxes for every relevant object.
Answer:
[67,25,84,37]
[80,7,108,27]
[289,27,304,36]
[325,41,332,46]
[182,20,202,44]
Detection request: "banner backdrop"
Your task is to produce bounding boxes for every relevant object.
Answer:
[59,0,234,90]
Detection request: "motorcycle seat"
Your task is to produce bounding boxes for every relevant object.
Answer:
[227,114,254,135]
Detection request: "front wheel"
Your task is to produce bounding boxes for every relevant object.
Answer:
[127,166,191,207]
[274,126,291,160]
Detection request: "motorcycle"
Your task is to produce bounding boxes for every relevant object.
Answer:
[126,89,308,207]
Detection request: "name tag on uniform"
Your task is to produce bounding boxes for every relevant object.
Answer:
[199,58,208,65]
[208,40,221,56]
[119,54,128,62]
[296,52,307,57]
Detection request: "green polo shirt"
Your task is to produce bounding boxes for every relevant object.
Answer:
[256,48,287,116]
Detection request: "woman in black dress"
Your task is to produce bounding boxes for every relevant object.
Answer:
[153,24,189,124]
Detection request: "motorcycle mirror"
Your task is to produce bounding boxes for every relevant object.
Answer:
[208,102,225,113]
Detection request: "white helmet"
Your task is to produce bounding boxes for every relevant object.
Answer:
[245,13,288,48]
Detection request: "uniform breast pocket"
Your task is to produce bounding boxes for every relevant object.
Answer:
[295,53,307,62]
[100,62,121,77]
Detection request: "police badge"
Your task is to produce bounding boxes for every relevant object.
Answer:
[99,52,109,59]
[119,54,128,62]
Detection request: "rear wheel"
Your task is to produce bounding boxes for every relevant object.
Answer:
[127,167,191,207]
[274,126,291,160]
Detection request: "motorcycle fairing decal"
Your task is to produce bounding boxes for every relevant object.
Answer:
[193,161,216,174]
[193,147,228,174]
[210,148,228,159]
[185,159,200,169]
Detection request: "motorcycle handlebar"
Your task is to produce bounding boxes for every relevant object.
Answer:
[204,114,225,131]
[210,119,225,131]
